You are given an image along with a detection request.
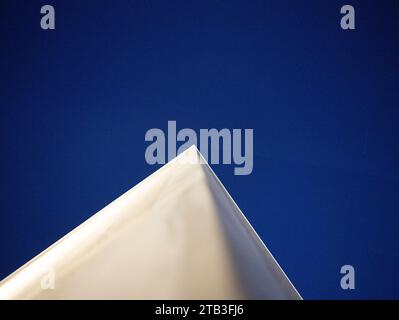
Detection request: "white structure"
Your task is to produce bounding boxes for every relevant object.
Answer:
[0,146,301,299]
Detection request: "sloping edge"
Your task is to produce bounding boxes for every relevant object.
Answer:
[0,145,302,299]
[194,147,302,299]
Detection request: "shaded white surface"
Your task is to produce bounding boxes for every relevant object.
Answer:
[0,146,301,299]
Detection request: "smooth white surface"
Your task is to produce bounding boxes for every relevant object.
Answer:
[0,146,301,299]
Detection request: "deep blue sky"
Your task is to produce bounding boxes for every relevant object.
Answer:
[1,0,398,299]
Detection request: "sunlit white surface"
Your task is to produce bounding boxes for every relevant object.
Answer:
[0,146,301,299]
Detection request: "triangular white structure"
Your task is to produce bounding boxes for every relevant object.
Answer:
[0,146,301,299]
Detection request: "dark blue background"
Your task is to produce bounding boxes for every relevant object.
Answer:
[1,0,398,299]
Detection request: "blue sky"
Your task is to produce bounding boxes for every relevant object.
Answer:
[1,0,398,299]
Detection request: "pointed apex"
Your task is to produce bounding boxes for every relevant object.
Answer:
[170,144,206,166]
[0,142,301,300]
